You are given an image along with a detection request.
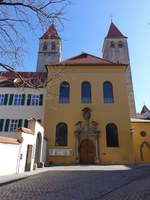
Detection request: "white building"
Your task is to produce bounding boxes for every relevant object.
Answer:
[0,23,61,175]
[0,72,46,138]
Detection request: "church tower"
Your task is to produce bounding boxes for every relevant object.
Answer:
[37,23,61,72]
[102,22,136,118]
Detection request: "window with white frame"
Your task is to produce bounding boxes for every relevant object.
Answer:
[31,95,40,106]
[0,94,5,105]
[13,94,22,105]
[9,119,18,132]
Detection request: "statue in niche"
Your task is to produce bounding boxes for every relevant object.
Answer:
[75,107,100,135]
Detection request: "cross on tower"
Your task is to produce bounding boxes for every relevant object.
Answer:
[109,14,113,22]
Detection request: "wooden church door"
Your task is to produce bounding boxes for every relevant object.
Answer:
[80,139,95,164]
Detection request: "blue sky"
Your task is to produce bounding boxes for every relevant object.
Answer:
[22,0,150,113]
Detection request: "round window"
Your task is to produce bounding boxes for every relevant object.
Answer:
[140,131,146,137]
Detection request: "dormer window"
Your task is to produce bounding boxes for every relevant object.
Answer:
[110,41,115,48]
[43,42,48,51]
[118,41,123,48]
[51,41,56,51]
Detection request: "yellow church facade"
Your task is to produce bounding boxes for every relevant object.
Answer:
[44,54,134,165]
[42,22,150,165]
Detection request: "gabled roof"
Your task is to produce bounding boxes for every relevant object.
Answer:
[40,23,60,40]
[136,112,150,120]
[106,22,127,39]
[55,53,117,66]
[136,105,150,120]
[141,105,150,114]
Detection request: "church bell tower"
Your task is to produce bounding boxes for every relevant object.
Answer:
[102,22,136,118]
[37,23,62,72]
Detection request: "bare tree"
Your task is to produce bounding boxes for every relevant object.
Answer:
[0,0,70,75]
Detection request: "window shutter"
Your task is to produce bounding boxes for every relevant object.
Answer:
[9,94,14,105]
[4,94,8,105]
[39,94,43,106]
[0,119,4,131]
[5,119,10,131]
[27,94,31,105]
[21,94,25,105]
[18,119,22,128]
[24,119,28,128]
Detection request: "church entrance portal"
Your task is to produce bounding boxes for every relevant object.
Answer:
[74,107,100,164]
[80,139,95,164]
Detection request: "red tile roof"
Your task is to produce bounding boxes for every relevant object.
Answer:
[0,72,47,87]
[106,22,127,39]
[0,136,19,145]
[16,127,34,135]
[40,23,60,40]
[136,113,145,119]
[55,53,117,66]
[136,111,150,120]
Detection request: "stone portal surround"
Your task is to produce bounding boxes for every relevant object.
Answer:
[74,107,100,164]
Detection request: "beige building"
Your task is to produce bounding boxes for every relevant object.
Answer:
[0,72,46,138]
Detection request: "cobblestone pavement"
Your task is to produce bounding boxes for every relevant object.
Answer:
[0,165,150,200]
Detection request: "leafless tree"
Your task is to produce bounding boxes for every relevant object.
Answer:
[0,0,70,86]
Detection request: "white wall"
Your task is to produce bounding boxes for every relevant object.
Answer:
[0,143,20,175]
[18,133,35,173]
[18,121,44,173]
[0,121,45,176]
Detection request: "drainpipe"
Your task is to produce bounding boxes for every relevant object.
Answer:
[16,142,22,174]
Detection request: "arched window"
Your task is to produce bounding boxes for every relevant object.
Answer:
[110,41,115,48]
[106,123,119,147]
[81,82,91,103]
[103,81,114,103]
[56,123,68,146]
[43,42,48,51]
[118,41,123,48]
[51,41,56,51]
[59,82,70,104]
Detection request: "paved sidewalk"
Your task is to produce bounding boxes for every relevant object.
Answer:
[0,164,148,186]
[0,165,150,200]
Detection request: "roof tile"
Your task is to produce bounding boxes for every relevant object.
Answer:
[56,53,114,66]
[0,136,19,144]
[0,72,47,87]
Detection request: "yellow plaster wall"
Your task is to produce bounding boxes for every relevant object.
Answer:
[131,122,150,163]
[44,65,134,165]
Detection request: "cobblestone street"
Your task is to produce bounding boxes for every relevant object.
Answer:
[0,165,150,200]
